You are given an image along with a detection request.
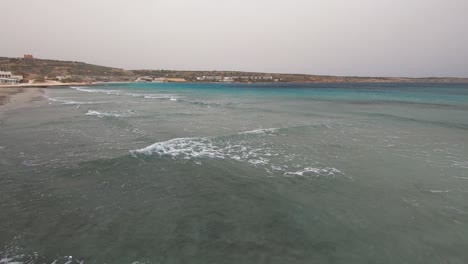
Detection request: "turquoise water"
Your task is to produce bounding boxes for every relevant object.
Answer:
[1,82,468,263]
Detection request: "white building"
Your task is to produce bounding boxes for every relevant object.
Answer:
[204,76,223,81]
[222,77,234,83]
[0,71,23,84]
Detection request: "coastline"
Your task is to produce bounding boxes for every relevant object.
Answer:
[0,82,91,111]
[0,87,43,111]
[0,82,90,89]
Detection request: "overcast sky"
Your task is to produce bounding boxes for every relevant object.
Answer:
[1,0,468,77]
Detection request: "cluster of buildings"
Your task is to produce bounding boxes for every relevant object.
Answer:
[0,71,24,85]
[135,76,187,83]
[196,75,275,82]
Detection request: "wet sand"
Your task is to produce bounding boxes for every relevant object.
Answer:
[0,88,43,109]
[0,82,88,89]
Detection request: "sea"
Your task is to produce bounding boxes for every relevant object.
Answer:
[0,82,467,264]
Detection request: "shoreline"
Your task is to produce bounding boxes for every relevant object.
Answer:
[0,82,90,110]
[0,82,91,89]
[0,87,44,111]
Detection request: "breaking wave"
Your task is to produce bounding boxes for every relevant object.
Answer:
[238,128,279,135]
[130,128,345,178]
[284,167,343,177]
[45,96,96,105]
[70,87,242,108]
[131,137,224,159]
[71,87,179,101]
[85,110,125,118]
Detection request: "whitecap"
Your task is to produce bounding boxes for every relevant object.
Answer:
[130,135,347,179]
[238,128,278,135]
[71,87,180,101]
[130,137,224,159]
[143,94,179,101]
[248,157,269,165]
[71,87,121,95]
[85,110,124,118]
[45,96,96,105]
[427,190,451,193]
[284,167,343,177]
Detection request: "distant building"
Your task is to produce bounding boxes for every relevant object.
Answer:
[0,71,23,84]
[135,76,153,82]
[56,75,71,81]
[24,54,34,59]
[222,77,234,83]
[204,76,223,81]
[195,75,274,82]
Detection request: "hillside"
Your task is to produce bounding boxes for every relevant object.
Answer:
[0,57,135,82]
[1,56,467,84]
[132,69,468,83]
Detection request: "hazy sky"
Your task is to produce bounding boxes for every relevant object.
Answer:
[2,0,468,77]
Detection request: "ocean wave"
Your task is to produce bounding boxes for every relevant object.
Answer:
[0,254,85,264]
[71,86,122,95]
[71,87,179,101]
[70,87,232,107]
[0,254,147,264]
[284,167,343,177]
[182,100,221,107]
[85,110,125,118]
[142,94,178,100]
[131,137,224,159]
[426,189,451,193]
[130,129,345,178]
[130,136,273,164]
[45,96,96,105]
[238,128,279,135]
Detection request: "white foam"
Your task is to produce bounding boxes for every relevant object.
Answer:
[0,256,25,264]
[45,96,95,105]
[143,94,179,101]
[0,257,14,264]
[71,87,121,95]
[427,190,451,193]
[284,167,343,177]
[238,128,278,135]
[71,87,180,101]
[85,110,124,118]
[131,137,272,163]
[248,157,269,165]
[130,136,347,179]
[131,137,224,159]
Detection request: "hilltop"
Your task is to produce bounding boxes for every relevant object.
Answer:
[1,56,467,84]
[0,57,134,83]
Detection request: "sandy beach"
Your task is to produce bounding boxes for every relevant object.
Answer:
[0,87,44,110]
[0,82,89,89]
[0,82,91,110]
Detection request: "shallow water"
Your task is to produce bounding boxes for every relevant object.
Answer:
[1,82,468,263]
